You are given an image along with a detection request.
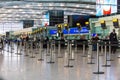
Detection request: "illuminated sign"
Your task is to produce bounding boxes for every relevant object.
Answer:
[49,27,89,35]
[96,0,117,16]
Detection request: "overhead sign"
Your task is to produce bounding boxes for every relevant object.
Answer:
[49,27,89,35]
[63,27,89,34]
[49,29,57,35]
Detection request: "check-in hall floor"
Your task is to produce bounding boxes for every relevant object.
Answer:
[0,44,120,80]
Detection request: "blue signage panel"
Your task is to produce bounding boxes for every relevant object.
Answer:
[70,28,79,34]
[49,29,57,35]
[49,27,89,35]
[80,27,89,33]
[63,27,89,34]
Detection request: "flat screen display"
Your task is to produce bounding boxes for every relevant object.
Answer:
[96,0,117,16]
[49,10,64,26]
[42,12,49,26]
[68,15,96,27]
[23,20,34,28]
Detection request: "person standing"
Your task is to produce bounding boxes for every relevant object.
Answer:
[0,37,3,50]
[92,34,99,51]
[109,29,118,54]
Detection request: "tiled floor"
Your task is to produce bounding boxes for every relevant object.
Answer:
[0,43,120,80]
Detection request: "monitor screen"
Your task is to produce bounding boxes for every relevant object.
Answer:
[68,15,96,27]
[42,12,49,26]
[96,0,117,16]
[23,20,34,28]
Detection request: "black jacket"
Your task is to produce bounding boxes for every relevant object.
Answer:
[110,32,118,43]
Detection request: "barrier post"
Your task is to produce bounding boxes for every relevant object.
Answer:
[38,41,44,61]
[93,42,104,74]
[107,41,114,61]
[46,41,50,56]
[99,40,104,56]
[69,41,75,60]
[7,41,10,53]
[58,40,62,58]
[74,40,77,53]
[81,41,87,57]
[10,41,13,54]
[87,42,95,64]
[64,40,73,68]
[24,41,29,56]
[18,41,22,55]
[30,40,35,58]
[102,42,111,67]
[47,40,55,63]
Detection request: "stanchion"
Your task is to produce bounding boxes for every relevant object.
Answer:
[18,41,22,55]
[102,42,111,67]
[2,41,5,52]
[107,41,114,61]
[99,44,104,56]
[74,40,78,53]
[46,42,50,56]
[93,42,104,74]
[30,41,35,58]
[23,41,26,52]
[11,41,14,50]
[10,41,13,54]
[7,41,10,52]
[69,41,75,60]
[53,40,56,53]
[38,41,44,61]
[35,41,39,54]
[47,41,55,63]
[64,40,73,67]
[81,41,87,57]
[58,40,63,58]
[24,41,29,56]
[15,41,19,54]
[117,44,120,59]
[28,42,31,56]
[87,43,95,64]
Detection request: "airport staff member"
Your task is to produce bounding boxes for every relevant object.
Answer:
[109,29,118,54]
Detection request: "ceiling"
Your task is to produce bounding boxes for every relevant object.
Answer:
[0,1,96,22]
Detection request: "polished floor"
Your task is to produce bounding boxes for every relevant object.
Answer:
[0,43,120,80]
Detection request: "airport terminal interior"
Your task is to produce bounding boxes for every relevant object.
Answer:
[1,0,120,80]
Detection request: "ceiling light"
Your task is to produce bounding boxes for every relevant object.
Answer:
[60,3,65,6]
[76,4,80,7]
[38,3,43,6]
[49,3,53,6]
[13,6,18,8]
[86,5,90,8]
[26,5,30,7]
[7,10,12,12]
[19,9,23,12]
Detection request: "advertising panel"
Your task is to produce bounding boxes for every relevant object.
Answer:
[96,0,117,16]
